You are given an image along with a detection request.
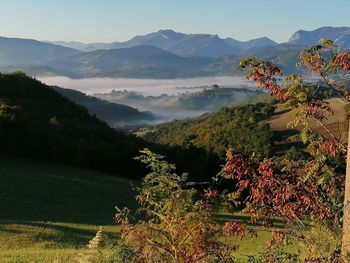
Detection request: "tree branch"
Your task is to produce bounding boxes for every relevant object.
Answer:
[312,116,347,151]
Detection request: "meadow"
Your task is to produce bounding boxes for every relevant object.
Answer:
[0,155,301,262]
[0,155,135,262]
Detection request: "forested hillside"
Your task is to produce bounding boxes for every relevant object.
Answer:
[0,72,148,175]
[52,86,156,127]
[142,102,276,159]
[0,72,218,180]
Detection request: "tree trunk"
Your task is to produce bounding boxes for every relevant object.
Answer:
[343,121,350,256]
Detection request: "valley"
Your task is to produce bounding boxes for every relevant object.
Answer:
[1,17,350,261]
[38,76,262,125]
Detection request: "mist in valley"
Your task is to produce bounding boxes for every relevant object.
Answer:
[39,76,261,125]
[38,76,251,95]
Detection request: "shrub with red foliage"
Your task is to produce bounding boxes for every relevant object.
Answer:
[223,148,343,225]
[230,39,349,261]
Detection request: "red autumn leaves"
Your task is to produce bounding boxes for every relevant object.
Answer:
[239,58,287,101]
[223,148,341,224]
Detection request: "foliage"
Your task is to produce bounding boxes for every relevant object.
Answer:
[176,86,264,111]
[220,39,350,261]
[52,86,156,127]
[0,72,220,181]
[0,72,147,176]
[143,102,276,159]
[114,149,256,262]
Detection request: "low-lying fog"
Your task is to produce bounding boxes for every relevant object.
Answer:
[38,76,259,126]
[38,76,252,96]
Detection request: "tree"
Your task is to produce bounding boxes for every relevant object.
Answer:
[221,39,350,260]
[114,149,253,262]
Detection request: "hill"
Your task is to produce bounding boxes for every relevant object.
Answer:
[39,45,220,78]
[29,43,308,78]
[51,86,156,127]
[267,98,348,144]
[0,36,80,68]
[141,96,349,161]
[141,103,276,159]
[0,72,220,181]
[0,72,148,175]
[0,155,136,261]
[0,155,136,224]
[24,43,306,78]
[94,86,264,121]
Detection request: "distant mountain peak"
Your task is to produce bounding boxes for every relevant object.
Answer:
[288,26,350,46]
[158,29,177,34]
[224,36,277,49]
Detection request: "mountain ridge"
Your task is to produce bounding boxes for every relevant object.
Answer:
[24,45,221,78]
[0,36,81,68]
[47,29,276,56]
[288,26,350,48]
[2,26,350,78]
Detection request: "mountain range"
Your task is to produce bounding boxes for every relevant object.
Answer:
[1,26,350,78]
[48,29,277,56]
[42,45,218,78]
[0,36,80,68]
[289,26,350,48]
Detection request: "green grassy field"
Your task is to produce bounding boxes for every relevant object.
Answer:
[0,155,302,262]
[0,155,137,262]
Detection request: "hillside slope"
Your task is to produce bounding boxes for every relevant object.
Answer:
[52,86,156,127]
[0,72,147,175]
[0,155,136,223]
[141,98,349,159]
[23,43,307,78]
[0,155,136,261]
[267,98,349,143]
[142,103,276,158]
[0,36,80,68]
[41,45,218,78]
[0,72,220,181]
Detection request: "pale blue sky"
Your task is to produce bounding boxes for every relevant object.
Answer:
[1,0,349,43]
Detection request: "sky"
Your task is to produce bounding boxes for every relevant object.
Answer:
[1,0,350,43]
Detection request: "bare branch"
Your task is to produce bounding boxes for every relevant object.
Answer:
[312,116,347,151]
[321,72,350,103]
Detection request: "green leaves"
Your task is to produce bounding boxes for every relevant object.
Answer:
[226,191,242,207]
[320,39,336,49]
[238,56,259,70]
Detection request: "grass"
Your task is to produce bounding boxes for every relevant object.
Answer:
[268,97,348,144]
[216,212,301,260]
[0,154,137,262]
[0,222,120,262]
[0,155,305,262]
